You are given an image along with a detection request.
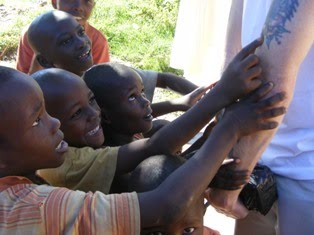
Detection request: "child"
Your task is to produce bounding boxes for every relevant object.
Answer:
[16,0,110,74]
[26,9,200,127]
[83,62,208,146]
[128,154,221,235]
[34,35,286,194]
[0,66,284,234]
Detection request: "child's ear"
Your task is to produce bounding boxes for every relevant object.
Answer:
[36,55,54,68]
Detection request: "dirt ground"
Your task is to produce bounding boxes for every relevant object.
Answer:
[0,1,49,67]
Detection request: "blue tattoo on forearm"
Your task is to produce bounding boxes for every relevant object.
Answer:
[263,0,299,48]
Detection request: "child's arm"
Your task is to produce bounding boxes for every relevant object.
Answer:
[115,38,266,175]
[137,83,286,228]
[208,0,314,218]
[156,72,198,94]
[150,86,210,117]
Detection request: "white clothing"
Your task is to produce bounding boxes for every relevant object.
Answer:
[170,0,231,86]
[235,1,314,234]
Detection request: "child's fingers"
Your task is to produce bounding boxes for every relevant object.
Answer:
[234,37,263,61]
[258,91,286,107]
[258,121,279,130]
[247,82,274,101]
[245,66,262,81]
[246,78,263,92]
[241,54,260,69]
[260,107,287,119]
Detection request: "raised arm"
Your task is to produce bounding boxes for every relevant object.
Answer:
[156,72,198,95]
[138,82,286,228]
[116,39,265,174]
[209,0,314,218]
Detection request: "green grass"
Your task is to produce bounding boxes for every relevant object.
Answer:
[0,1,50,59]
[0,0,183,75]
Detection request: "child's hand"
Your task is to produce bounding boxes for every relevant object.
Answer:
[216,37,264,103]
[222,82,286,138]
[174,86,211,111]
[209,158,250,190]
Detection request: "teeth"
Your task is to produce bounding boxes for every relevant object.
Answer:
[87,125,100,136]
[79,50,89,59]
[56,140,65,150]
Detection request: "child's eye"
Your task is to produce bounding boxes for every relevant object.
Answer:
[61,37,72,45]
[183,227,195,234]
[128,95,136,102]
[89,95,96,104]
[32,117,41,127]
[71,109,82,120]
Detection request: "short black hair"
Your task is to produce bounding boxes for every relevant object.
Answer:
[83,62,136,109]
[128,154,186,192]
[28,10,72,55]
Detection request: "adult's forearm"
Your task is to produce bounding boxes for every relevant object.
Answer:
[209,0,314,217]
[231,0,314,177]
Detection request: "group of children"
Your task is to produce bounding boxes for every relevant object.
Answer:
[0,1,287,234]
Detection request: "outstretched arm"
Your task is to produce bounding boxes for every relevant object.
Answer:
[209,0,314,218]
[156,72,198,94]
[116,39,265,174]
[150,86,210,117]
[138,82,286,228]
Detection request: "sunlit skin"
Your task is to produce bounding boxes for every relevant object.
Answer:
[28,10,93,76]
[33,68,104,148]
[0,67,68,178]
[102,69,153,137]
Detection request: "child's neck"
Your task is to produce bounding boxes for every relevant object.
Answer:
[106,132,135,146]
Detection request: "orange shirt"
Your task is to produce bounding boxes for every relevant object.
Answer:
[16,22,110,74]
[0,176,140,234]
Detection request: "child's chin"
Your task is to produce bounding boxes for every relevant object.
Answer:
[88,138,105,148]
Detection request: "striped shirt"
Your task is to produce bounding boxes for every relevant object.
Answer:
[0,176,140,235]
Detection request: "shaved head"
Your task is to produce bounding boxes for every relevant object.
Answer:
[83,62,141,109]
[28,10,73,55]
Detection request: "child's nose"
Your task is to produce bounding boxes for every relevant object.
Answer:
[77,37,88,49]
[87,106,100,122]
[141,96,151,107]
[50,116,61,134]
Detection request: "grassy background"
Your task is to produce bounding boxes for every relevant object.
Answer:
[0,0,182,75]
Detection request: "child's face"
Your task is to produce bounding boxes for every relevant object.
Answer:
[55,0,94,26]
[40,12,93,75]
[0,72,67,176]
[104,71,153,135]
[141,197,206,235]
[44,76,104,148]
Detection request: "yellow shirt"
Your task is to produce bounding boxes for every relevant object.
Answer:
[38,146,119,194]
